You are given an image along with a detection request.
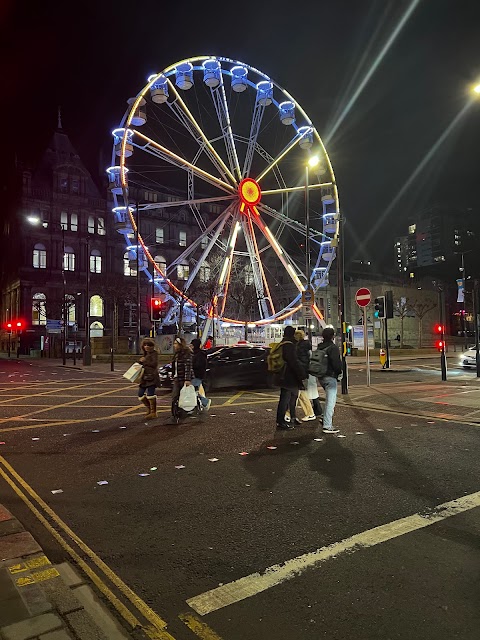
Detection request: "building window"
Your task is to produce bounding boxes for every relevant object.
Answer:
[90,295,104,317]
[177,264,189,280]
[65,295,76,323]
[201,235,209,249]
[97,217,106,236]
[124,251,136,276]
[71,178,80,194]
[88,216,95,234]
[60,177,68,193]
[154,255,166,274]
[90,250,102,273]
[199,263,210,282]
[155,227,164,244]
[70,213,78,232]
[32,293,46,326]
[123,303,136,328]
[63,247,75,271]
[61,211,68,230]
[179,231,187,247]
[33,244,47,269]
[408,224,416,234]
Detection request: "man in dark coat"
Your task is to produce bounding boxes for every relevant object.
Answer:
[274,326,306,430]
[316,327,342,433]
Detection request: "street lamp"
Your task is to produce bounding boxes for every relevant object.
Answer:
[472,83,480,95]
[304,155,319,340]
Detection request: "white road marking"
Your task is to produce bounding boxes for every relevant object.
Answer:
[187,490,480,616]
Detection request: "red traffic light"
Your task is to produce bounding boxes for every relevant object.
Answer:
[151,298,163,308]
[6,322,12,330]
[435,339,445,351]
[16,321,24,330]
[434,324,444,334]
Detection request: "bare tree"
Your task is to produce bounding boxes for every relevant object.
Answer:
[95,274,136,347]
[393,295,412,348]
[410,299,437,348]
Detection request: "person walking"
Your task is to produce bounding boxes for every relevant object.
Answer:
[270,325,306,430]
[190,338,211,411]
[138,338,160,420]
[316,327,342,433]
[169,337,193,422]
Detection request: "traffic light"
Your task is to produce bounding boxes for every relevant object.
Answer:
[5,322,12,332]
[434,324,445,335]
[435,339,445,352]
[150,298,165,321]
[15,321,24,331]
[385,290,394,319]
[374,296,386,319]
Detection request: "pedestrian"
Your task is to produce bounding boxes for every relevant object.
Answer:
[138,338,160,420]
[169,336,193,422]
[316,327,342,433]
[269,325,306,430]
[204,335,213,350]
[190,338,211,411]
[293,329,322,421]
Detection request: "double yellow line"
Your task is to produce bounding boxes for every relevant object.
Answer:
[0,455,175,639]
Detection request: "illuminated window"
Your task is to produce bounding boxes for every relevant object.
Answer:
[409,272,415,278]
[201,235,209,249]
[408,224,416,234]
[32,293,46,326]
[70,213,78,232]
[155,227,164,244]
[90,295,104,317]
[65,295,76,322]
[177,263,189,280]
[63,247,75,271]
[71,178,79,194]
[61,211,68,230]
[179,231,187,247]
[199,262,210,282]
[33,244,46,269]
[88,216,95,234]
[154,255,166,274]
[97,217,106,236]
[90,250,102,273]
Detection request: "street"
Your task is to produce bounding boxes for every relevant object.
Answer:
[0,357,479,639]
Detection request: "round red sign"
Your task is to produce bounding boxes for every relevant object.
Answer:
[355,288,371,307]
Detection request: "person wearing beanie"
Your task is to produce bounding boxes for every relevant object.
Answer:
[272,325,306,430]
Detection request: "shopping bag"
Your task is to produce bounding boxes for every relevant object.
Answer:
[178,383,197,412]
[123,362,144,383]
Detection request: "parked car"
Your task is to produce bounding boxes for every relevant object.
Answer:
[460,347,478,368]
[158,344,272,392]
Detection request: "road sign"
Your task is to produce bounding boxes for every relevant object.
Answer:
[302,286,314,304]
[46,319,63,330]
[355,288,371,308]
[303,305,314,320]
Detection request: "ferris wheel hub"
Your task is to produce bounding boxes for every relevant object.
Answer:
[239,178,261,207]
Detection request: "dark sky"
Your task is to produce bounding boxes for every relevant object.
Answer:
[3,0,480,268]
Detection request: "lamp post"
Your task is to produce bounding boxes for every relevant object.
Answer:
[336,211,348,394]
[304,155,319,341]
[83,235,92,365]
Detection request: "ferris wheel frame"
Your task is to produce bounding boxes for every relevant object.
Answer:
[109,55,340,328]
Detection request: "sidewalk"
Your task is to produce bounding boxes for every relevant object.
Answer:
[0,505,133,640]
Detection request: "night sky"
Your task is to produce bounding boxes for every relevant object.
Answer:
[3,0,480,268]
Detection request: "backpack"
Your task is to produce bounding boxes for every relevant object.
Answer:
[308,345,331,378]
[267,340,291,374]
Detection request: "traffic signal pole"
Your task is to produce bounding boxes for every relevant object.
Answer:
[438,288,447,381]
[384,317,391,369]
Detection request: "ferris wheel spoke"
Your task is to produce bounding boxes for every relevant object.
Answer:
[251,215,306,293]
[139,195,235,211]
[209,212,242,319]
[165,79,237,186]
[241,217,275,319]
[132,130,235,194]
[261,182,333,196]
[166,205,236,273]
[257,203,328,244]
[256,132,303,183]
[210,82,242,182]
[242,100,267,179]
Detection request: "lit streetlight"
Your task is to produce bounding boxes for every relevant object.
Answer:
[473,83,480,95]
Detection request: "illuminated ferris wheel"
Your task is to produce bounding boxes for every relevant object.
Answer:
[108,56,339,333]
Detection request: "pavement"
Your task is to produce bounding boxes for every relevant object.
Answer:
[0,355,479,639]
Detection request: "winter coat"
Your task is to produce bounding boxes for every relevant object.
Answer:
[192,348,207,379]
[172,349,193,385]
[272,340,306,391]
[296,338,312,373]
[317,339,342,379]
[139,351,161,388]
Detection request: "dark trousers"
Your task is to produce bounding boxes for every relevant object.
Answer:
[276,388,299,425]
[312,397,323,417]
[171,379,181,416]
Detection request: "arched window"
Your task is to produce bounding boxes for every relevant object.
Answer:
[90,295,104,317]
[88,216,95,234]
[90,249,101,273]
[65,294,76,323]
[199,262,210,282]
[124,251,136,276]
[177,262,189,280]
[154,255,166,274]
[32,293,46,326]
[33,244,46,269]
[97,217,106,235]
[63,247,75,271]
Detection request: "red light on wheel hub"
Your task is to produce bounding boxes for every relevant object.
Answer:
[239,178,261,207]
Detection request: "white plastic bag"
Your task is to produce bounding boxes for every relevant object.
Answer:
[178,383,197,412]
[123,362,144,383]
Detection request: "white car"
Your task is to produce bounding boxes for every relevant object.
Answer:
[460,348,477,368]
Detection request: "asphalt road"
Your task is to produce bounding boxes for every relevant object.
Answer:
[0,357,479,640]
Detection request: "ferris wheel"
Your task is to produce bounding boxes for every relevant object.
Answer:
[108,56,339,333]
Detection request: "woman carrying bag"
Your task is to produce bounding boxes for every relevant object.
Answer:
[169,337,193,423]
[138,339,161,420]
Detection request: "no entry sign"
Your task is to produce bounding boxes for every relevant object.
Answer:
[355,288,371,307]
